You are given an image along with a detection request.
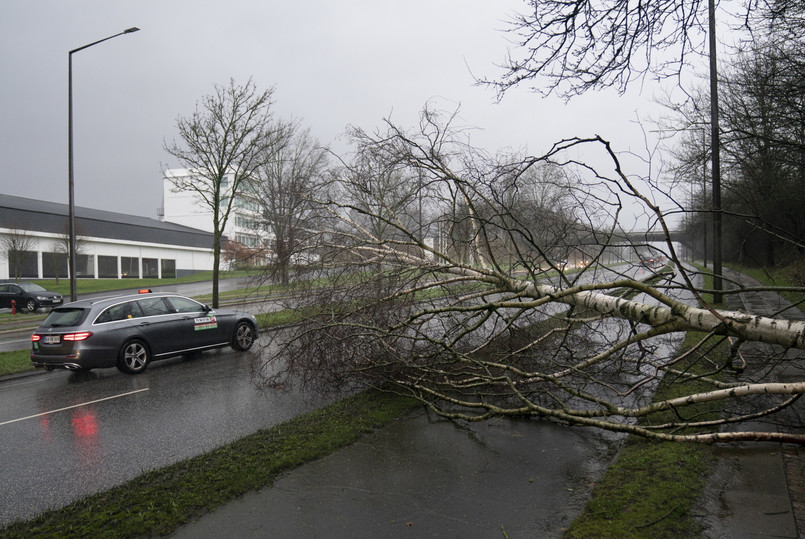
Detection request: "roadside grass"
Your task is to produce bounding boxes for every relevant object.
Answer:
[0,350,33,376]
[0,311,47,322]
[729,263,805,313]
[565,265,731,538]
[0,389,421,538]
[565,330,725,538]
[0,271,255,322]
[23,270,255,297]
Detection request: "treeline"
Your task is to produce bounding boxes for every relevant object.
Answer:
[674,6,805,269]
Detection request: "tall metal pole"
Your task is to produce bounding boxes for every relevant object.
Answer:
[708,0,723,304]
[68,27,139,301]
[702,127,708,269]
[68,52,76,301]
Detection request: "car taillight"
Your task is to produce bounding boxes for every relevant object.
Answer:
[63,332,93,342]
[31,334,41,342]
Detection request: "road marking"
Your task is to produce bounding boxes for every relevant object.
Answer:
[0,388,150,427]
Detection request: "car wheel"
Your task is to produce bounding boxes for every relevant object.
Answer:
[231,321,255,351]
[117,339,151,374]
[26,299,37,312]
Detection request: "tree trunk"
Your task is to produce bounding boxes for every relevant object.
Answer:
[212,231,221,309]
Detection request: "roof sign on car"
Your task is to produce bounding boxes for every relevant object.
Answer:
[138,289,152,294]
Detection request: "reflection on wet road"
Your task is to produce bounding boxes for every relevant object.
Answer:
[0,345,330,527]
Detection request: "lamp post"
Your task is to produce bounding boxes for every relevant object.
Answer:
[707,0,723,304]
[68,27,140,301]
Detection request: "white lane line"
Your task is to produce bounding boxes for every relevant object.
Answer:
[0,388,150,427]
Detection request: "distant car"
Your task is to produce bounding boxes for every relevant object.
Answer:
[0,282,63,312]
[638,254,666,268]
[31,291,258,374]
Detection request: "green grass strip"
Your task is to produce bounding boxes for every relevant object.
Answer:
[1,390,420,538]
[0,350,34,376]
[565,269,732,538]
[564,332,725,538]
[565,439,713,538]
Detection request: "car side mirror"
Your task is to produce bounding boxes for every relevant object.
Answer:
[203,304,212,312]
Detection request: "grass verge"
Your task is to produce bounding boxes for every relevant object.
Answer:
[564,266,732,538]
[729,263,805,313]
[22,270,255,298]
[564,331,725,538]
[0,389,420,538]
[0,350,34,376]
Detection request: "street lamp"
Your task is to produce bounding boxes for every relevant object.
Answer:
[68,27,140,301]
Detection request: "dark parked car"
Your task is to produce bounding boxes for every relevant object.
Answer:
[31,291,258,374]
[0,282,63,312]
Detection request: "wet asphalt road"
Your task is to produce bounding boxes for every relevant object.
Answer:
[0,345,332,527]
[174,411,623,538]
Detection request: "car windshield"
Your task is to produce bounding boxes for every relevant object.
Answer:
[18,283,47,293]
[41,307,89,328]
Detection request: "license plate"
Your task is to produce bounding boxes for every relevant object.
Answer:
[44,335,60,344]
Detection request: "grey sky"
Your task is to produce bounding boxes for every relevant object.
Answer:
[1,0,667,222]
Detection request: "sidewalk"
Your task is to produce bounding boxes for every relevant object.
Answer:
[171,411,623,538]
[694,268,805,538]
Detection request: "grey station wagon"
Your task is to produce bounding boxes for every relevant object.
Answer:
[31,291,258,374]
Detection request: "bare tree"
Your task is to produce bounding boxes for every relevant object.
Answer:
[257,107,805,444]
[1,227,36,281]
[667,32,805,267]
[252,125,329,284]
[163,78,286,307]
[52,222,89,283]
[489,0,804,303]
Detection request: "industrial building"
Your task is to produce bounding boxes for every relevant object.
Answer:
[0,193,215,281]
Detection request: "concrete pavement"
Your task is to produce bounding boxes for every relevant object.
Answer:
[171,411,623,538]
[693,268,805,538]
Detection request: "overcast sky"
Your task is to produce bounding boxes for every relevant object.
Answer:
[1,0,673,223]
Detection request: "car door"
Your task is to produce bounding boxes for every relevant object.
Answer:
[2,284,25,309]
[0,284,9,308]
[164,296,228,351]
[131,296,186,357]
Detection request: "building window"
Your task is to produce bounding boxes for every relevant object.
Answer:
[16,251,38,279]
[98,255,118,278]
[235,216,259,230]
[76,254,95,278]
[161,259,176,279]
[236,234,259,248]
[42,252,68,279]
[142,258,159,279]
[121,257,139,278]
[235,197,260,213]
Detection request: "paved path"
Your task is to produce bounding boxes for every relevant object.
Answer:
[694,268,805,538]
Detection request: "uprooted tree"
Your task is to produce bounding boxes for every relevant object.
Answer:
[253,1,805,444]
[255,106,805,444]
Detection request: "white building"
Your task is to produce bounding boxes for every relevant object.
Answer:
[0,193,215,281]
[161,168,270,256]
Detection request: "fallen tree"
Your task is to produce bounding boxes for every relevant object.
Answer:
[255,106,805,444]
